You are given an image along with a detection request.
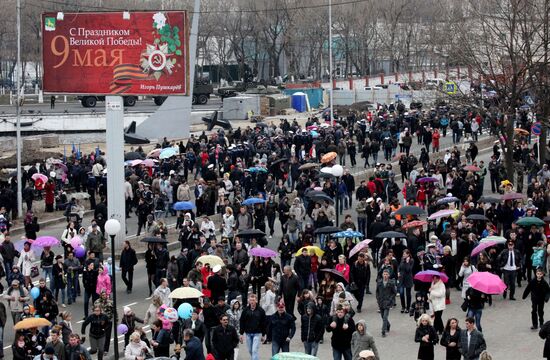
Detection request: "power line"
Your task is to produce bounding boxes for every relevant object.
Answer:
[27,0,372,14]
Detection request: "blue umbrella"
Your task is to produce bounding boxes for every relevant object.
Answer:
[160,147,178,159]
[247,167,268,173]
[242,198,267,206]
[173,201,195,211]
[332,231,364,238]
[310,130,319,138]
[436,196,459,205]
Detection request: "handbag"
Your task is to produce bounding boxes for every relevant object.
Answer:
[348,282,358,291]
[30,266,39,278]
[460,299,469,312]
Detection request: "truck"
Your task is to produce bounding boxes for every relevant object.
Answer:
[78,82,214,107]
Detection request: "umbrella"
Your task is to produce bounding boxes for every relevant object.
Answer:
[310,130,320,138]
[147,148,161,158]
[321,152,337,164]
[159,148,178,159]
[471,240,498,257]
[295,246,324,257]
[255,122,268,128]
[463,165,481,172]
[394,206,425,216]
[516,216,545,227]
[392,152,406,161]
[468,272,507,295]
[305,190,327,198]
[169,287,203,299]
[309,194,334,204]
[33,236,60,248]
[306,125,318,131]
[416,177,439,183]
[414,270,449,283]
[428,209,457,220]
[501,192,524,201]
[236,229,266,238]
[71,192,90,200]
[52,160,68,173]
[349,239,373,258]
[298,163,320,170]
[249,247,278,258]
[436,196,459,205]
[466,214,489,221]
[173,201,195,211]
[242,198,267,206]
[320,268,348,284]
[140,237,168,244]
[14,239,40,254]
[514,128,529,136]
[124,151,144,160]
[247,167,268,173]
[479,195,501,203]
[481,236,507,244]
[315,172,335,180]
[142,159,156,167]
[375,231,407,239]
[14,317,52,330]
[332,231,364,238]
[401,220,427,229]
[272,352,320,360]
[130,159,143,167]
[31,173,48,183]
[271,158,288,166]
[314,226,340,235]
[195,255,225,267]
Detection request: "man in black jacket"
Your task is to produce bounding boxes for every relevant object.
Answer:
[239,293,266,360]
[201,298,218,354]
[182,310,206,343]
[350,253,370,312]
[326,305,355,360]
[278,266,301,317]
[119,240,138,294]
[81,306,109,360]
[300,303,323,356]
[208,265,227,302]
[498,241,521,300]
[294,249,311,290]
[211,314,239,360]
[82,262,98,318]
[268,302,296,356]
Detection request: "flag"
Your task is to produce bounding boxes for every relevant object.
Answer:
[71,143,76,155]
[76,144,81,160]
[63,146,66,163]
[95,146,100,158]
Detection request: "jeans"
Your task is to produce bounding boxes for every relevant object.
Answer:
[121,267,134,291]
[354,285,366,311]
[357,218,366,236]
[3,260,12,281]
[288,230,299,244]
[89,335,105,360]
[55,286,66,305]
[503,270,517,298]
[83,289,99,318]
[272,340,290,355]
[380,308,390,333]
[42,267,53,285]
[245,333,261,360]
[0,325,4,357]
[467,308,483,332]
[304,341,319,356]
[67,273,78,304]
[332,348,352,360]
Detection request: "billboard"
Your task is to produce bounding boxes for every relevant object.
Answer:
[42,11,189,95]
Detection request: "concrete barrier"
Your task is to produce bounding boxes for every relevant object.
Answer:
[41,134,59,148]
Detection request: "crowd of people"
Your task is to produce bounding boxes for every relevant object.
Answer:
[0,102,547,360]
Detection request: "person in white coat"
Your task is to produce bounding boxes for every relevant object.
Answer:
[124,331,152,360]
[458,257,477,299]
[428,275,446,335]
[17,241,35,287]
[153,278,172,307]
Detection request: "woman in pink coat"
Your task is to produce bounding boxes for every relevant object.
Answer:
[96,265,112,296]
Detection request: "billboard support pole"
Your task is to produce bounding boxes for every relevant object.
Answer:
[105,96,126,250]
[16,0,22,218]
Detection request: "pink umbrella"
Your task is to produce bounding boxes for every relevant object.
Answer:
[249,247,278,258]
[142,159,156,167]
[349,239,373,258]
[31,173,48,183]
[51,160,68,173]
[148,149,161,158]
[130,159,143,167]
[33,236,60,248]
[468,271,507,294]
[414,270,449,283]
[471,240,498,257]
[428,209,457,220]
[501,192,524,201]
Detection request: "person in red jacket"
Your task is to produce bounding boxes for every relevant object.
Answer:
[432,129,441,153]
[44,179,56,212]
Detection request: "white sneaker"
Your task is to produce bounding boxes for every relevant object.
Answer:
[62,304,66,308]
[269,235,272,239]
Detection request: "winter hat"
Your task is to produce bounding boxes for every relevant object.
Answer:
[123,306,132,315]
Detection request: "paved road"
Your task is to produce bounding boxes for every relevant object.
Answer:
[0,97,223,115]
[4,134,544,359]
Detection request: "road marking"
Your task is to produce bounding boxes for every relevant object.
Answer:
[124,302,137,307]
[76,320,84,324]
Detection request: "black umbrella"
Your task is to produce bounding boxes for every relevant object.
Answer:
[305,190,327,198]
[394,206,425,216]
[124,152,144,161]
[140,236,168,244]
[320,268,348,285]
[270,158,288,166]
[479,195,501,203]
[236,229,266,238]
[255,122,268,128]
[314,226,341,235]
[375,231,407,239]
[466,214,489,221]
[310,194,334,204]
[316,172,335,180]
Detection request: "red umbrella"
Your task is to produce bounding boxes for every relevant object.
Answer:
[402,220,428,229]
[463,165,481,172]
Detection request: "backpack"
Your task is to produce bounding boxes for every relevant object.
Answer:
[531,249,545,268]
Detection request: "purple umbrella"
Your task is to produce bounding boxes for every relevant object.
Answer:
[471,240,498,257]
[14,239,42,255]
[414,270,449,283]
[501,192,524,201]
[416,177,439,183]
[33,236,60,248]
[249,247,278,258]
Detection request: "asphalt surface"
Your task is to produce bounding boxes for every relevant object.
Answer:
[2,132,545,359]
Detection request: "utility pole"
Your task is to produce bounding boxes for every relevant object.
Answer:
[329,0,334,126]
[16,0,22,218]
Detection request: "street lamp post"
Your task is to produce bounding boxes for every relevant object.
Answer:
[104,219,121,360]
[331,165,344,226]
